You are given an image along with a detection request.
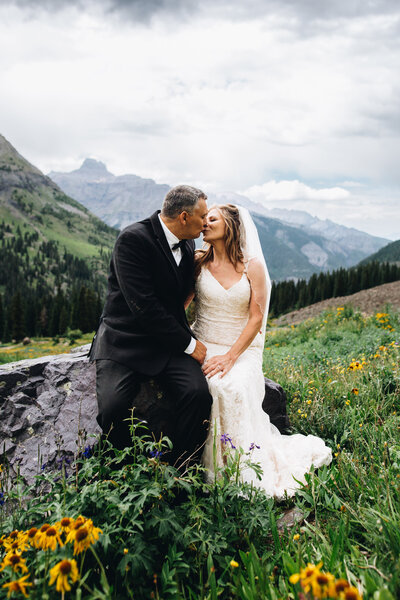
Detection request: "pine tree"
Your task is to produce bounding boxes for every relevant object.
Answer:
[0,294,4,341]
[10,291,25,341]
[39,305,48,337]
[59,305,70,335]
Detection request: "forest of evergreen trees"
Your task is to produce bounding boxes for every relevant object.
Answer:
[0,222,109,342]
[269,260,400,317]
[1,219,399,341]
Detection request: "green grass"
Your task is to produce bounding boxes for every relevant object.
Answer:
[0,306,399,598]
[0,333,94,364]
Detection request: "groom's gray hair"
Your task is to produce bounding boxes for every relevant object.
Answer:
[162,185,207,218]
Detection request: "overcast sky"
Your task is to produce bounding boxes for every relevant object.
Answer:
[1,0,399,239]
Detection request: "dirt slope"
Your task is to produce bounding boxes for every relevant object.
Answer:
[275,280,400,326]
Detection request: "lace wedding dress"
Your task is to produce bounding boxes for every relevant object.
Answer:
[192,267,332,498]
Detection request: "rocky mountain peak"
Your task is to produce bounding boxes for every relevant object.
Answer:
[79,158,111,176]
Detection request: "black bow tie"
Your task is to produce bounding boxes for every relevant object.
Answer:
[171,240,187,251]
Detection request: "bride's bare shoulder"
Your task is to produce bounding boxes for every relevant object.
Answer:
[246,258,265,284]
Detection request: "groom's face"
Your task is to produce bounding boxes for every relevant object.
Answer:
[183,198,208,239]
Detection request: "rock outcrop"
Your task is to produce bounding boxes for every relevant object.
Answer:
[0,347,290,484]
[0,345,99,484]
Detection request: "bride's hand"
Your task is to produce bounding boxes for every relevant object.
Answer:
[202,353,235,379]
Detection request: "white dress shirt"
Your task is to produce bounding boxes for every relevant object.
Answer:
[158,215,196,355]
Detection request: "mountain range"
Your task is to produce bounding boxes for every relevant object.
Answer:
[49,160,389,281]
[360,239,400,265]
[0,135,117,304]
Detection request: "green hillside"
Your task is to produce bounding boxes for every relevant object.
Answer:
[0,134,118,341]
[360,238,400,265]
[0,134,117,260]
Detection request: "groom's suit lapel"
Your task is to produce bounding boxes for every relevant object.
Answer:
[149,211,185,288]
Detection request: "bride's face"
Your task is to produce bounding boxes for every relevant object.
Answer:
[203,208,226,243]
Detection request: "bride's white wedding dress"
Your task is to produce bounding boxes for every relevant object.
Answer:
[192,266,332,498]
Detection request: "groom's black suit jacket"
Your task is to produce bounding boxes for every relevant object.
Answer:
[89,210,195,376]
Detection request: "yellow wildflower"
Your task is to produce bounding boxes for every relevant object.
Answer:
[49,559,79,593]
[293,534,300,541]
[59,517,74,533]
[2,537,29,554]
[39,526,64,552]
[25,527,39,548]
[66,520,102,555]
[311,571,335,598]
[230,560,239,568]
[35,524,51,548]
[0,552,29,574]
[332,578,350,595]
[1,531,27,551]
[2,574,32,598]
[68,515,87,532]
[344,586,363,600]
[289,562,323,592]
[348,361,363,371]
[351,388,359,395]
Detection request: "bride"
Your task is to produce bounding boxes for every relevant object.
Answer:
[189,204,332,498]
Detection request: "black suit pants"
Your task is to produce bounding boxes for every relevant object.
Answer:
[95,355,212,468]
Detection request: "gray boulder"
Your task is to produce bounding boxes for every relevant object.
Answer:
[0,345,99,484]
[0,346,290,484]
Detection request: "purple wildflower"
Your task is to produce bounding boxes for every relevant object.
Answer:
[149,450,162,459]
[220,433,236,449]
[83,444,93,459]
[0,492,4,506]
[249,443,260,452]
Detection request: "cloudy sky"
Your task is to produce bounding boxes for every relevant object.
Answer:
[1,0,400,239]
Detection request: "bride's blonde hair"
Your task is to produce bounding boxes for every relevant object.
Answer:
[195,204,244,278]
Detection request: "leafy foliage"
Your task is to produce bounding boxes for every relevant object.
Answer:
[0,308,399,598]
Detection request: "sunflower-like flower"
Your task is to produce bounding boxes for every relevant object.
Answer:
[38,526,64,552]
[0,551,29,574]
[2,537,29,554]
[330,578,350,596]
[49,559,79,592]
[25,527,39,548]
[2,574,32,598]
[310,571,335,599]
[290,564,362,600]
[343,586,363,600]
[1,531,28,553]
[70,516,87,531]
[58,517,74,534]
[289,561,323,590]
[34,523,51,549]
[66,519,102,555]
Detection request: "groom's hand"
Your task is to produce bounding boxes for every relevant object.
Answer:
[191,340,207,365]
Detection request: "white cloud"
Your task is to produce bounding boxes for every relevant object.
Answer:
[0,1,399,237]
[243,180,351,203]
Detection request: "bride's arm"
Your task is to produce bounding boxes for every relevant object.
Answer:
[184,249,202,309]
[203,260,267,379]
[184,291,195,310]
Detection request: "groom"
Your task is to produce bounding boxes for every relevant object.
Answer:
[89,185,212,467]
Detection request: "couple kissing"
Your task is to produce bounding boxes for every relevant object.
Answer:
[89,185,331,498]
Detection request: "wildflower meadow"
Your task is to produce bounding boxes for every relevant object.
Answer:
[0,306,399,599]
